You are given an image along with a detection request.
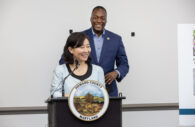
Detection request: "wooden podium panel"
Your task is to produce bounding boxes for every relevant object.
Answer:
[47,97,125,127]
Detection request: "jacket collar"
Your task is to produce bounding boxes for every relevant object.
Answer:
[91,28,106,37]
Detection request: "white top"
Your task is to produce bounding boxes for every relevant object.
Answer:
[51,64,105,97]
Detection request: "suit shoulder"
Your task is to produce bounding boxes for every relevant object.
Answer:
[54,64,66,73]
[83,28,91,34]
[105,29,122,38]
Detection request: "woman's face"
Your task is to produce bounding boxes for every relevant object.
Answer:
[69,39,91,63]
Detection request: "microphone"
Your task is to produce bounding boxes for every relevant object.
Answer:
[51,60,79,98]
[61,59,79,97]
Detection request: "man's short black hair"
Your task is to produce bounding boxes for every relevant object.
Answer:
[92,6,107,14]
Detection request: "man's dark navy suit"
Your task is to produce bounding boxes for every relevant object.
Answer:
[60,28,129,96]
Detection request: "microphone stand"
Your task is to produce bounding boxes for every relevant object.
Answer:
[61,60,79,97]
[51,60,79,98]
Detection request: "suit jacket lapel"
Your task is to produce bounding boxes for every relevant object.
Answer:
[99,30,109,64]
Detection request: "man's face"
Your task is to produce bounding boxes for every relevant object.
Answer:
[90,9,107,35]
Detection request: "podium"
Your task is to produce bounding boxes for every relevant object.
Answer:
[46,97,125,127]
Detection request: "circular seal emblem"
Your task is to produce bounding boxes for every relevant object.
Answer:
[68,80,109,121]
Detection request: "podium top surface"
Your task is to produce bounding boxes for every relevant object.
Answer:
[46,96,126,103]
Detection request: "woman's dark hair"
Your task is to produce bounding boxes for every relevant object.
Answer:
[62,32,91,64]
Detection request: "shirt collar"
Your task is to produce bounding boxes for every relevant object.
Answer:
[91,28,106,37]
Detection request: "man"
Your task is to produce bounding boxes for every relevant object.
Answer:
[60,6,129,96]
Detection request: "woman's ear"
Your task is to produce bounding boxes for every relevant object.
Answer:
[68,47,73,54]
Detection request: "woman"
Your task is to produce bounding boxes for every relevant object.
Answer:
[51,32,105,97]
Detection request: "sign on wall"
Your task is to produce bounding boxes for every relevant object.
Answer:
[178,24,195,126]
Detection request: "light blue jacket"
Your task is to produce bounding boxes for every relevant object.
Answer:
[51,64,105,97]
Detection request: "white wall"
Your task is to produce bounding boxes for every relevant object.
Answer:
[1,0,194,107]
[0,0,195,126]
[123,110,179,127]
[0,114,48,127]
